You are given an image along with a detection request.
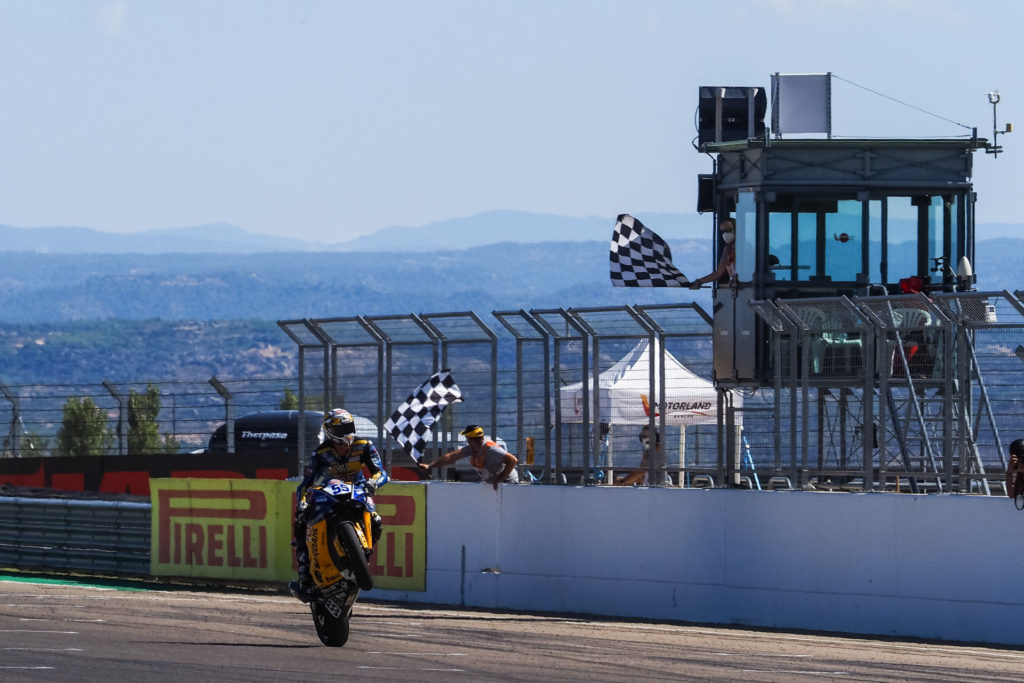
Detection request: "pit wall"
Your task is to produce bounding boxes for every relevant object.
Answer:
[374,483,1024,647]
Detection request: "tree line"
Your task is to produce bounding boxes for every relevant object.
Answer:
[14,385,308,457]
[48,385,179,457]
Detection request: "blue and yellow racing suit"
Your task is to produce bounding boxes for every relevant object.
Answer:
[292,438,389,595]
[297,437,389,503]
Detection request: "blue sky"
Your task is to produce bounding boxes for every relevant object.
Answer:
[0,0,1020,242]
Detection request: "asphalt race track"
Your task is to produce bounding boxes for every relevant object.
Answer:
[0,578,1021,682]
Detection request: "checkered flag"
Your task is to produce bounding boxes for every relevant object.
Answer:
[610,214,688,287]
[384,370,463,463]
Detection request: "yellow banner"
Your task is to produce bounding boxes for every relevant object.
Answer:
[369,483,427,591]
[150,478,294,581]
[150,478,428,590]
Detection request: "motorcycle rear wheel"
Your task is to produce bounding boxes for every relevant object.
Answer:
[311,601,350,647]
[338,521,375,591]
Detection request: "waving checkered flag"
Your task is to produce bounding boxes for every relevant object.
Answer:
[610,214,688,287]
[384,370,463,463]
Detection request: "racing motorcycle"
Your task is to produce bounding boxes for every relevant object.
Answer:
[298,479,375,646]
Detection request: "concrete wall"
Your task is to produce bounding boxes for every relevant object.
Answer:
[374,483,1024,646]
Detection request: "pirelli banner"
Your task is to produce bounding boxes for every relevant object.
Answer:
[370,487,427,591]
[150,478,294,581]
[150,478,427,589]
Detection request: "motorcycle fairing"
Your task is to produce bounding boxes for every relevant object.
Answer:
[306,517,345,589]
[302,480,374,590]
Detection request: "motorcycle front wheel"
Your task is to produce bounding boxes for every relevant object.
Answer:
[337,521,375,591]
[311,601,350,647]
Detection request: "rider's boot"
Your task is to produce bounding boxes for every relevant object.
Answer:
[371,512,383,544]
[288,545,315,603]
[365,512,383,558]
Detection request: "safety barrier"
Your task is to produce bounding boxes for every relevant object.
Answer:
[0,497,151,575]
[4,485,1024,647]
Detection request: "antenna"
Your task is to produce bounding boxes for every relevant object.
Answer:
[986,91,1012,157]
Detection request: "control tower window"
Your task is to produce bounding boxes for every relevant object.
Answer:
[823,199,862,283]
[886,195,959,286]
[927,195,957,283]
[768,210,792,281]
[867,199,882,284]
[886,197,917,282]
[735,192,756,282]
[796,212,816,282]
[760,192,963,293]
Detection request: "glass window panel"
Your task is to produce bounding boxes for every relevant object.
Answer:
[768,211,792,281]
[824,199,862,282]
[867,199,882,283]
[796,212,816,281]
[735,192,756,282]
[928,196,943,276]
[886,197,917,280]
[949,194,959,271]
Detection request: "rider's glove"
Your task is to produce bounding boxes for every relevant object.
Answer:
[364,481,377,496]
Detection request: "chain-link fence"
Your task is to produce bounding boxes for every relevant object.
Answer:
[4,295,1024,494]
[0,376,296,458]
[281,304,718,484]
[748,290,1024,493]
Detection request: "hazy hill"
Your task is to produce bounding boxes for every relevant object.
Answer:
[0,212,711,255]
[334,211,712,251]
[3,210,1021,256]
[0,241,713,323]
[0,211,1020,386]
[0,222,320,254]
[0,236,1019,325]
[0,319,290,385]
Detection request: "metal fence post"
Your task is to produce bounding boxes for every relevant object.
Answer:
[277,319,329,473]
[208,376,234,455]
[0,381,22,458]
[307,321,333,413]
[102,380,127,456]
[354,316,387,446]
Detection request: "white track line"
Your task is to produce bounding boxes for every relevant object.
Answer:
[742,670,848,677]
[359,666,465,672]
[715,652,811,658]
[367,652,465,656]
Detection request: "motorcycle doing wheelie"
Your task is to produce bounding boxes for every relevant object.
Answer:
[297,478,376,646]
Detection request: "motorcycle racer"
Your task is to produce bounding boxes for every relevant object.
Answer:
[289,408,388,602]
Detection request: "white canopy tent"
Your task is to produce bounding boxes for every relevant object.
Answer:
[558,339,737,426]
[557,339,746,487]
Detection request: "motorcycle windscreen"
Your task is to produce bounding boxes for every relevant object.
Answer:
[306,518,346,589]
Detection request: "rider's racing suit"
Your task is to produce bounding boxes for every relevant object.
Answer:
[290,438,389,601]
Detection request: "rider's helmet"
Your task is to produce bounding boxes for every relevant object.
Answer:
[322,408,356,446]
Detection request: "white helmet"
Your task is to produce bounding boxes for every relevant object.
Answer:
[322,408,356,445]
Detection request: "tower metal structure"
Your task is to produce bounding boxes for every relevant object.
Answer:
[697,75,1012,491]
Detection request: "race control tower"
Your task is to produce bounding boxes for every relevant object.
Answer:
[696,75,985,387]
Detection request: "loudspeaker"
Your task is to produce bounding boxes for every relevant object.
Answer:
[697,86,767,146]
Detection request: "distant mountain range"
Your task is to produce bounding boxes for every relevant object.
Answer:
[0,242,710,324]
[1,210,1020,255]
[0,222,308,255]
[0,208,1020,326]
[333,211,712,252]
[0,210,1021,386]
[0,212,712,254]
